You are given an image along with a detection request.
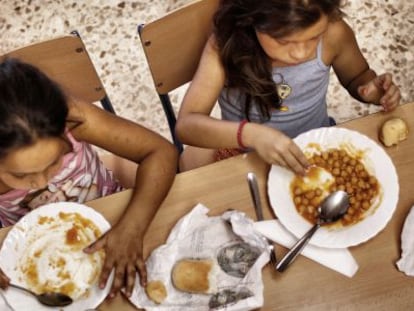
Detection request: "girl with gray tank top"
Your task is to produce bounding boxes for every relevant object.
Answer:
[176,0,401,174]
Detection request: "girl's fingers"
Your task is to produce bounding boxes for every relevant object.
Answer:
[379,73,392,90]
[99,256,115,289]
[269,152,303,175]
[357,85,370,98]
[291,145,310,170]
[136,258,147,287]
[381,84,400,111]
[109,265,124,298]
[83,235,106,253]
[384,90,401,111]
[283,142,309,175]
[125,263,137,297]
[283,151,307,176]
[269,153,288,169]
[265,138,308,175]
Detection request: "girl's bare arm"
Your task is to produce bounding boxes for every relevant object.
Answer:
[176,36,243,148]
[329,20,376,100]
[330,19,400,110]
[69,101,178,297]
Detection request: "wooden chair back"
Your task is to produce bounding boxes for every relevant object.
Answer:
[0,31,114,113]
[138,0,220,152]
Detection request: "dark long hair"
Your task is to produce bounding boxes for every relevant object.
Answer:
[0,58,69,159]
[213,0,343,120]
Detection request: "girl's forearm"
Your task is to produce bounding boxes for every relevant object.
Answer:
[116,144,178,235]
[176,114,241,149]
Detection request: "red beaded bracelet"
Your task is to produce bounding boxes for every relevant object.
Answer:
[237,119,248,149]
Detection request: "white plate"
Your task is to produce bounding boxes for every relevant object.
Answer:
[0,202,112,311]
[267,127,399,248]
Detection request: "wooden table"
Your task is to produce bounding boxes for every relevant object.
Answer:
[1,103,414,310]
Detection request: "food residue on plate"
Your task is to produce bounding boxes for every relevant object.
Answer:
[17,212,105,300]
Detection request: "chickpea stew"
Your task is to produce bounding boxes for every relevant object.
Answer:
[291,148,380,227]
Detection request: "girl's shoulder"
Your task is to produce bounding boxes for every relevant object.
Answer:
[323,19,357,63]
[205,34,220,56]
[326,18,356,40]
[66,98,88,124]
[65,98,105,142]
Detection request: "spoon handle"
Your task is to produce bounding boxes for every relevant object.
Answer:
[9,283,32,295]
[276,224,320,272]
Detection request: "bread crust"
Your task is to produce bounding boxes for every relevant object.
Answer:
[171,258,214,294]
[379,117,408,147]
[146,280,167,304]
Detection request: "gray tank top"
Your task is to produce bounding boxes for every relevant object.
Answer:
[218,40,330,138]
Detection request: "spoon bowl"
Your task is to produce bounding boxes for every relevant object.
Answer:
[276,190,350,272]
[9,283,73,307]
[318,190,350,224]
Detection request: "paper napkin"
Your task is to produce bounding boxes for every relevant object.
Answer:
[396,205,414,275]
[129,204,269,311]
[253,220,358,277]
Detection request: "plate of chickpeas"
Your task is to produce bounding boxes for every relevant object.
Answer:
[268,127,399,248]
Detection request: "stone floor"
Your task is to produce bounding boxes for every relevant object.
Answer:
[0,0,413,144]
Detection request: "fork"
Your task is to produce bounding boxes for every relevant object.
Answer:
[247,172,278,269]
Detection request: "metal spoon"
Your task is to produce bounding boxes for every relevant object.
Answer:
[9,283,73,307]
[276,190,350,272]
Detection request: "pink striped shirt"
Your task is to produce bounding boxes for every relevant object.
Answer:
[0,131,123,227]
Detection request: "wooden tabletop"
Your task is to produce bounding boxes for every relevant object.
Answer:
[1,102,414,310]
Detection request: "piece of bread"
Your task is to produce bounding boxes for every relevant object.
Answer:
[145,280,167,304]
[379,117,408,147]
[171,258,216,294]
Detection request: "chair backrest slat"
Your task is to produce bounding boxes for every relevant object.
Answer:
[139,0,219,95]
[1,35,107,104]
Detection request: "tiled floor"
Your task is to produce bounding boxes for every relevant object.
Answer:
[1,0,413,145]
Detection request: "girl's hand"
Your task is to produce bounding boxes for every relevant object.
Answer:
[357,73,401,111]
[83,222,147,298]
[0,267,10,289]
[247,124,309,175]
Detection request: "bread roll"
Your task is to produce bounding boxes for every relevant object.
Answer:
[379,117,408,147]
[145,280,167,304]
[171,258,216,294]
